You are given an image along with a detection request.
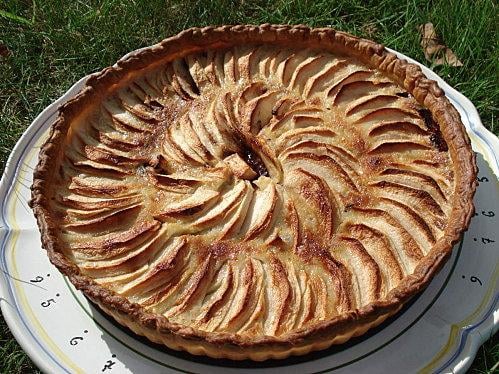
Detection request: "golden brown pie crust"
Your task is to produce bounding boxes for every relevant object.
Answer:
[30,24,477,361]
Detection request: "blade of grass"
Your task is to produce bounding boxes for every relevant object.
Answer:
[0,9,32,25]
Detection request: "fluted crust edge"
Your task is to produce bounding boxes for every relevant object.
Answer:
[30,24,477,360]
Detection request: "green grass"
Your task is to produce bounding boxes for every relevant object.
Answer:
[0,0,497,372]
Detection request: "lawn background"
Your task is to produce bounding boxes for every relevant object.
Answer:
[0,0,497,372]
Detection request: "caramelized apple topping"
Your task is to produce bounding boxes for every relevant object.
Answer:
[50,45,454,338]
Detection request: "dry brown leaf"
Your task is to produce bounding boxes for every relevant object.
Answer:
[418,23,463,67]
[0,43,11,58]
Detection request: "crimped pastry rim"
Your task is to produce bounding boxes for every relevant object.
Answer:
[30,24,477,357]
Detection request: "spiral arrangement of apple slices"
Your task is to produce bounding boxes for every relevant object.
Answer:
[54,45,454,338]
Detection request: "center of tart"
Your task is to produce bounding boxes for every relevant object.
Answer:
[55,45,454,338]
[223,150,267,181]
[237,145,269,179]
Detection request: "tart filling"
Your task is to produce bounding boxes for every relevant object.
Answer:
[31,25,476,360]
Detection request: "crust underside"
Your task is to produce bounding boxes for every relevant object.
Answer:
[30,24,477,360]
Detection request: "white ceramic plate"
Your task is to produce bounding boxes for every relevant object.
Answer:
[1,47,498,374]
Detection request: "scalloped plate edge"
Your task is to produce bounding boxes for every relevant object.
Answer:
[0,44,497,374]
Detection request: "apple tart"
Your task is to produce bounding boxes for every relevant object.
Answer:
[31,25,476,360]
